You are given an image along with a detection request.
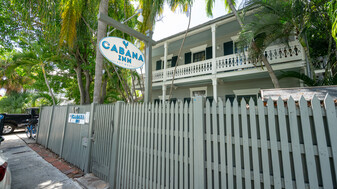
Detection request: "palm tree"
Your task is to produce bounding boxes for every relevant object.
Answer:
[279,71,337,86]
[206,0,281,88]
[10,41,58,105]
[0,52,33,94]
[239,0,319,83]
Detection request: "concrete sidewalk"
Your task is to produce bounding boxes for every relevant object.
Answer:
[0,133,82,189]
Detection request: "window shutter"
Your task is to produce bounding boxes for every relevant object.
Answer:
[156,60,162,70]
[206,46,212,59]
[223,41,233,56]
[184,52,191,64]
[171,56,178,67]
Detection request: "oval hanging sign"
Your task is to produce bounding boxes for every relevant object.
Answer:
[99,37,145,69]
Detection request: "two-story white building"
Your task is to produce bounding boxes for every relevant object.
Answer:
[140,10,307,104]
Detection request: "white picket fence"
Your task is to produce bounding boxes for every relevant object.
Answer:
[37,95,337,188]
[114,95,337,189]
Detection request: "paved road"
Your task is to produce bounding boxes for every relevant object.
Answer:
[0,132,82,189]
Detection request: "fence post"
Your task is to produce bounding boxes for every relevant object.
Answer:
[193,96,205,189]
[85,103,96,173]
[36,105,43,143]
[109,101,124,188]
[45,105,54,148]
[59,104,69,158]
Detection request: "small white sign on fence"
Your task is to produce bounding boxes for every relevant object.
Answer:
[68,113,87,124]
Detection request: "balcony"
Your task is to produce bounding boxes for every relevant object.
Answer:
[152,41,304,82]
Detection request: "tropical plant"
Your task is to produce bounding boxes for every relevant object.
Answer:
[279,71,337,86]
[205,0,280,88]
[10,40,59,105]
[0,92,31,113]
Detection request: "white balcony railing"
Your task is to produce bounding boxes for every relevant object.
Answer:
[152,41,303,82]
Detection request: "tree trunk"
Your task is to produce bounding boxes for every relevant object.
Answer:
[93,0,109,103]
[228,0,280,88]
[84,70,91,104]
[74,65,85,105]
[100,76,107,104]
[41,64,56,105]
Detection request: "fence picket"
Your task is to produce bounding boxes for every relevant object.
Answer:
[149,103,156,189]
[179,102,183,189]
[146,103,152,188]
[139,104,145,189]
[324,95,337,183]
[116,104,126,188]
[226,99,234,188]
[249,99,260,189]
[312,96,333,188]
[134,104,142,188]
[257,98,271,188]
[212,100,219,189]
[166,103,170,188]
[189,102,194,189]
[218,99,227,189]
[241,99,251,189]
[174,103,179,189]
[170,102,174,189]
[205,100,212,188]
[123,104,132,188]
[277,98,293,188]
[233,98,242,188]
[267,98,282,188]
[299,96,319,188]
[153,103,159,188]
[184,102,189,189]
[287,97,305,189]
[159,103,163,188]
[128,104,137,189]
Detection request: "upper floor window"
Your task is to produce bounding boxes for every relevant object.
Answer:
[193,51,205,62]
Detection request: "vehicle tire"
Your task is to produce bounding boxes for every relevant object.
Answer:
[2,124,15,135]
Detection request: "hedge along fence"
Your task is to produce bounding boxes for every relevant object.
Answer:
[37,95,337,189]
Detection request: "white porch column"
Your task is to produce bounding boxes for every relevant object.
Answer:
[162,42,168,103]
[163,42,168,81]
[212,78,218,103]
[162,85,167,103]
[211,24,217,74]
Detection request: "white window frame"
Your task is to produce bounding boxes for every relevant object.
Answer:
[190,86,207,98]
[233,88,260,98]
[160,54,173,68]
[190,44,207,63]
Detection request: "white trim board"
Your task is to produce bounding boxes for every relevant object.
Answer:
[190,86,207,97]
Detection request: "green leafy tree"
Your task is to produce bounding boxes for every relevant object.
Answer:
[205,0,281,88]
[0,92,31,113]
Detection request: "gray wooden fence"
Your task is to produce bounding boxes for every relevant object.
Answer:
[37,95,337,188]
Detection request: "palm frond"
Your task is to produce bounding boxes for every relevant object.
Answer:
[279,71,316,86]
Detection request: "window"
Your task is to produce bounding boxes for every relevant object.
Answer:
[233,88,260,105]
[156,60,162,70]
[193,51,206,62]
[223,41,234,56]
[192,90,206,97]
[166,59,172,68]
[190,87,207,98]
